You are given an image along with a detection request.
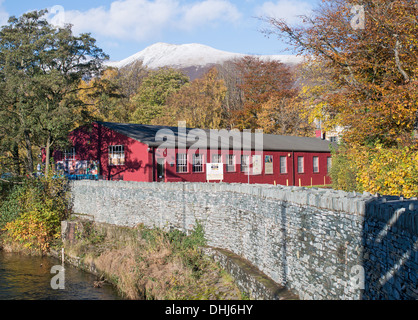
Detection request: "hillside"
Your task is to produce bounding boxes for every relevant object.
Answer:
[106,42,304,79]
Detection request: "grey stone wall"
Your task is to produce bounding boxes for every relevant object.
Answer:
[69,180,418,300]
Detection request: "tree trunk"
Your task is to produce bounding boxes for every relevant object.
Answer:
[44,135,53,177]
[24,130,34,174]
[11,143,20,175]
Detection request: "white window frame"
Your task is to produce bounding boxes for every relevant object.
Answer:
[280,156,287,174]
[313,156,319,173]
[108,145,125,166]
[211,154,222,164]
[226,154,235,172]
[327,157,332,173]
[192,154,204,173]
[64,147,76,161]
[176,153,188,173]
[241,155,249,173]
[297,156,304,173]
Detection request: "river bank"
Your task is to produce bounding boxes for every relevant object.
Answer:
[58,218,246,300]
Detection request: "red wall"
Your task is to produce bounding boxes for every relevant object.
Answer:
[154,148,332,186]
[55,123,153,182]
[56,123,332,186]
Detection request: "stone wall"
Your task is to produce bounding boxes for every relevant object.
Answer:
[69,180,418,300]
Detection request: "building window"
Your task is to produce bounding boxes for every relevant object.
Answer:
[327,157,332,173]
[176,153,188,173]
[330,136,338,143]
[241,155,249,173]
[64,147,76,160]
[108,145,125,166]
[192,154,204,173]
[313,156,319,173]
[280,156,287,174]
[211,154,222,163]
[226,155,235,172]
[297,156,304,173]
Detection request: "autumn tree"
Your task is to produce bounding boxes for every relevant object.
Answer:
[164,67,227,129]
[232,56,297,130]
[77,67,126,124]
[129,67,189,124]
[261,0,418,146]
[257,94,314,136]
[216,60,244,128]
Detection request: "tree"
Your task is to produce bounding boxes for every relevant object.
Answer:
[261,0,418,146]
[164,67,227,128]
[129,67,189,124]
[0,10,108,176]
[257,94,314,136]
[232,56,296,130]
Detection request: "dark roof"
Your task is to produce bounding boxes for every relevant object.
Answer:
[96,121,334,153]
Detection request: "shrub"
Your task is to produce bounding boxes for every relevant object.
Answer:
[329,144,418,198]
[356,145,418,198]
[0,175,69,253]
[329,145,359,192]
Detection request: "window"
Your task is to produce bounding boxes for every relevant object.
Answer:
[211,154,222,163]
[327,157,332,173]
[241,155,249,173]
[297,156,304,173]
[330,136,338,143]
[226,155,235,172]
[108,145,125,166]
[192,154,204,173]
[280,156,287,174]
[176,153,188,173]
[313,156,319,173]
[64,147,76,160]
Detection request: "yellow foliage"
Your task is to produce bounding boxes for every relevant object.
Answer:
[332,145,418,198]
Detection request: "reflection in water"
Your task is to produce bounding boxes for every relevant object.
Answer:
[0,251,121,300]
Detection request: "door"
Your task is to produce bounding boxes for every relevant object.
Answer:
[157,158,165,182]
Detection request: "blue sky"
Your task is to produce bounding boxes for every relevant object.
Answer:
[0,0,321,61]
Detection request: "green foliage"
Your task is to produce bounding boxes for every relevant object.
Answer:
[329,145,359,192]
[0,9,108,175]
[0,182,26,229]
[0,175,70,252]
[130,68,189,124]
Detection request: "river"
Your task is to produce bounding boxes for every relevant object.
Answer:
[0,251,122,300]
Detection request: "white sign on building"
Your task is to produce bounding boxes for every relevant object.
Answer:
[206,163,224,181]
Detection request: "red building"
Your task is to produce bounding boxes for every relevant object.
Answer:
[54,121,334,186]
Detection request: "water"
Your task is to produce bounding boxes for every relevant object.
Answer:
[0,251,122,300]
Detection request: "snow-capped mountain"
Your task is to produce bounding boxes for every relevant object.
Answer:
[106,42,304,76]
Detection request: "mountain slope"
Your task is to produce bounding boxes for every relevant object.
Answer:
[106,43,304,73]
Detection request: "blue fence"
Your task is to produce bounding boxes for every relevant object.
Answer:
[65,174,99,181]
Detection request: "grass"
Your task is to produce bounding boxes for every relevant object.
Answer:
[63,219,244,300]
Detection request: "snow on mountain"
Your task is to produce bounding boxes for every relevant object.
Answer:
[106,42,304,70]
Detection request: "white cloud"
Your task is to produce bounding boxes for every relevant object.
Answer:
[255,0,313,24]
[180,0,241,30]
[50,0,241,41]
[0,0,9,27]
[60,0,178,41]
